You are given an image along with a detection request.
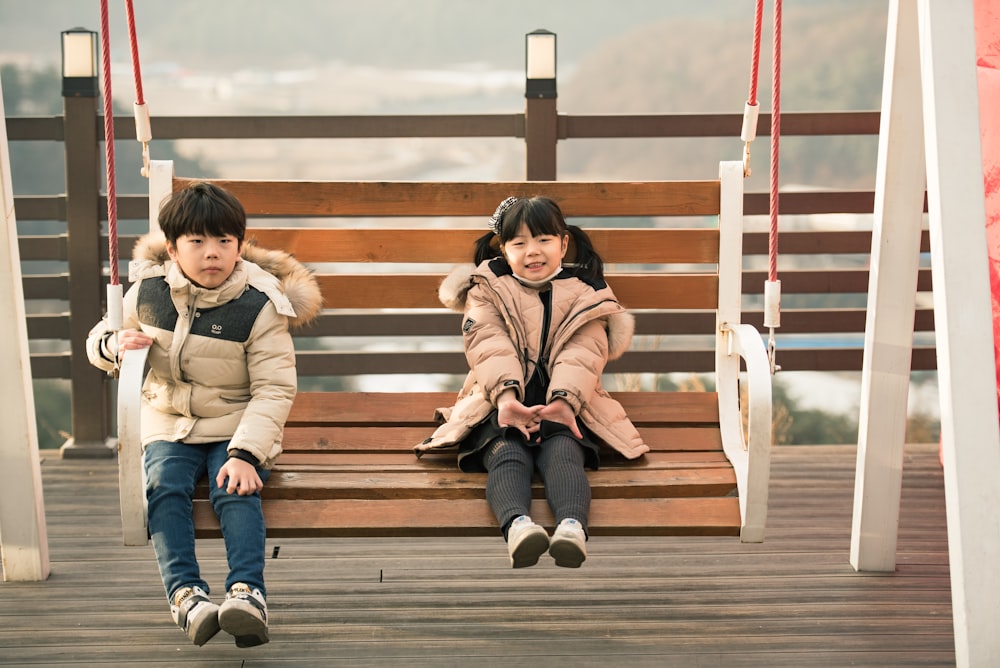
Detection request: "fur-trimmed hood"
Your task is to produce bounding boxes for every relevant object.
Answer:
[438,262,635,360]
[130,233,323,329]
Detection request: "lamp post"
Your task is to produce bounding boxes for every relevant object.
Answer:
[60,27,112,458]
[525,29,557,99]
[524,29,558,181]
[61,28,99,97]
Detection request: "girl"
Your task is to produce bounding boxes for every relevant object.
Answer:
[415,196,649,568]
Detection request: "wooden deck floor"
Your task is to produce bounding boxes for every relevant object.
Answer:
[1,444,954,667]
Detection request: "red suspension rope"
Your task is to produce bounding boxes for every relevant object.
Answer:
[124,0,152,178]
[99,0,119,287]
[742,0,782,372]
[769,0,782,285]
[742,0,764,176]
[124,0,145,106]
[98,0,149,363]
[748,0,765,107]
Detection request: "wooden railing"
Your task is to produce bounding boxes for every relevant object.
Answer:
[7,99,927,451]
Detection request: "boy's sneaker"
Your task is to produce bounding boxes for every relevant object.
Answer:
[170,585,221,646]
[218,583,269,647]
[507,515,550,568]
[549,518,587,568]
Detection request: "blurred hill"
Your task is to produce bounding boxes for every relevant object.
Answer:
[559,1,887,188]
[1,0,887,188]
[0,1,750,70]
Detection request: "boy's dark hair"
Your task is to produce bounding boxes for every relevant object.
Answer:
[474,196,604,284]
[157,182,247,245]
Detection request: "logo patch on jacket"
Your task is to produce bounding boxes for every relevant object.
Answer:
[462,317,475,334]
[191,289,268,342]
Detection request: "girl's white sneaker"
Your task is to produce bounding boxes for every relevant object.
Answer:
[549,518,587,568]
[506,515,550,568]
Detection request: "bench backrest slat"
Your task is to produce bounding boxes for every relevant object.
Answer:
[176,179,722,217]
[315,274,718,309]
[246,228,721,264]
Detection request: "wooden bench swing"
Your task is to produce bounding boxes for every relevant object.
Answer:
[115,158,773,547]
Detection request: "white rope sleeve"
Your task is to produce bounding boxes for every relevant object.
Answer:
[763,279,781,329]
[741,102,759,143]
[107,283,124,331]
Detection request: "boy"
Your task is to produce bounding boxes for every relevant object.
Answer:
[87,182,321,647]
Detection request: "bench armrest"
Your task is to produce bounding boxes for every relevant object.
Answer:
[717,322,773,543]
[117,347,149,546]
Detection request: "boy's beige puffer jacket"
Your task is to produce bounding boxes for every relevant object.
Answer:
[86,235,322,467]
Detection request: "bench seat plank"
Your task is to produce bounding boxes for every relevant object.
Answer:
[269,451,733,468]
[196,467,736,500]
[281,425,724,453]
[193,497,741,538]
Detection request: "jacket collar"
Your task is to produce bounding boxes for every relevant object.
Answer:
[438,261,634,360]
[128,233,323,328]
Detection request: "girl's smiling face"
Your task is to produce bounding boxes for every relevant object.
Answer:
[501,223,569,281]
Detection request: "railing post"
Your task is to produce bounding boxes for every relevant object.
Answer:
[59,28,113,458]
[524,29,558,181]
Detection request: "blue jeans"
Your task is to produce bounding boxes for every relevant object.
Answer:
[144,440,270,602]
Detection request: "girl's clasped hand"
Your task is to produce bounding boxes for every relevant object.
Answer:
[496,390,582,440]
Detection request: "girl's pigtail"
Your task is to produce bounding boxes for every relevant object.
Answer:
[567,225,604,283]
[473,231,500,265]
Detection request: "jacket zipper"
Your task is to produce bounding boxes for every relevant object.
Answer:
[537,288,553,373]
[172,292,197,382]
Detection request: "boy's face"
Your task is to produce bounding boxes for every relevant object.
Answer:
[166,233,242,289]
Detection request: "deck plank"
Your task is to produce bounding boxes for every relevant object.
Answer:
[0,443,954,666]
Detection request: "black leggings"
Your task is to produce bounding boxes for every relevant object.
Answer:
[482,434,591,538]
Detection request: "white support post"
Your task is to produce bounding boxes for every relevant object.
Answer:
[918,1,1000,664]
[855,1,1000,665]
[851,0,926,573]
[0,71,50,581]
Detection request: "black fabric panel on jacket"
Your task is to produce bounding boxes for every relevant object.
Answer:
[190,287,269,343]
[136,279,269,343]
[136,279,178,331]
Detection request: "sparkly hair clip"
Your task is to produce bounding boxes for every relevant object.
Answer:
[488,196,518,234]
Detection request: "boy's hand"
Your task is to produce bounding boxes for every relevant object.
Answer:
[216,457,264,496]
[117,328,154,360]
[536,398,583,439]
[496,389,542,440]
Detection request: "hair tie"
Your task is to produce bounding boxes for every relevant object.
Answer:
[488,197,518,234]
